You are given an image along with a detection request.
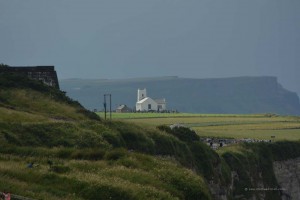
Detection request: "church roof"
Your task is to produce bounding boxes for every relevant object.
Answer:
[154,98,166,104]
[137,97,152,104]
[116,105,128,110]
[116,104,131,111]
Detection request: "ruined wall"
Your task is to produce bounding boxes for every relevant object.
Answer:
[0,66,60,89]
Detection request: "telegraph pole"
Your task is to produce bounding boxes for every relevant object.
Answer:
[103,95,107,120]
[109,94,112,120]
[103,94,112,120]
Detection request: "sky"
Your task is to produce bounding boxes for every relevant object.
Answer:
[1,0,300,95]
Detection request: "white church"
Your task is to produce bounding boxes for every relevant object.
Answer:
[135,89,167,112]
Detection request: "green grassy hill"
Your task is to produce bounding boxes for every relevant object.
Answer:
[1,73,300,200]
[0,73,213,199]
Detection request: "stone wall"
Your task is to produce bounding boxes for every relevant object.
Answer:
[0,66,60,89]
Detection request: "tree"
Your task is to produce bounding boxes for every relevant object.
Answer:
[0,63,9,67]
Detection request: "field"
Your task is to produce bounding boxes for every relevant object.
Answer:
[97,112,300,141]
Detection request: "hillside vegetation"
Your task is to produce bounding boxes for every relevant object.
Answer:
[1,73,300,200]
[0,73,212,199]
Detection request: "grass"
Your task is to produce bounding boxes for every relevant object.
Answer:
[97,112,265,119]
[0,150,211,200]
[96,112,300,141]
[0,89,89,121]
[0,107,49,123]
[195,129,300,141]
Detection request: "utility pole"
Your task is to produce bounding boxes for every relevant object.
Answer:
[109,94,112,120]
[103,94,112,120]
[103,95,107,120]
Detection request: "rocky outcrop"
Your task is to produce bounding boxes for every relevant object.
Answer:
[210,143,300,200]
[273,157,300,200]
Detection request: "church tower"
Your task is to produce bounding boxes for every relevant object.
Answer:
[137,88,147,102]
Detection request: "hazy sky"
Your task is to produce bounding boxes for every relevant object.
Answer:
[1,0,299,95]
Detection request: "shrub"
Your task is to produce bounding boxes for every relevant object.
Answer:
[268,141,300,161]
[71,149,106,160]
[188,141,220,180]
[119,130,155,153]
[3,131,21,145]
[156,125,172,133]
[50,165,71,174]
[79,184,133,200]
[157,125,200,142]
[101,131,125,148]
[222,152,254,198]
[76,108,100,121]
[105,148,127,161]
[75,130,106,148]
[149,131,194,167]
[57,148,73,159]
[105,121,155,153]
[157,167,212,200]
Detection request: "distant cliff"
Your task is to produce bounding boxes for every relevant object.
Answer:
[60,76,300,115]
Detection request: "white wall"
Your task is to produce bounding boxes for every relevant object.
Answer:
[157,103,167,111]
[136,98,158,111]
[137,88,147,102]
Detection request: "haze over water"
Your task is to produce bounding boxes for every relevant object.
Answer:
[1,0,299,96]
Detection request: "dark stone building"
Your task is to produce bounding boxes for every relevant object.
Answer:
[116,104,132,113]
[0,66,60,89]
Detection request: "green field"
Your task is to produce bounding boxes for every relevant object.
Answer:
[97,112,300,141]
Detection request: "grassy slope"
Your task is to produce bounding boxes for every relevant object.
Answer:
[0,89,88,122]
[1,74,300,200]
[0,74,212,200]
